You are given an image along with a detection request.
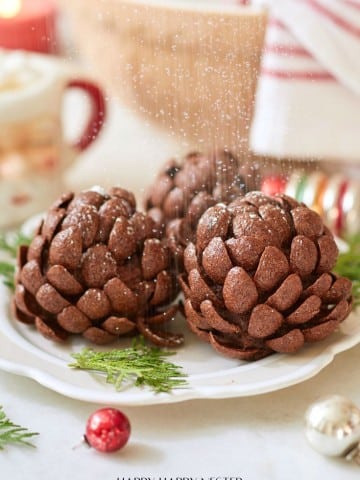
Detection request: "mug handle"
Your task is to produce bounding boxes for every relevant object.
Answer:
[65,79,106,152]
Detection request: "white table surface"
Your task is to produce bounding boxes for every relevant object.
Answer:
[2,98,360,480]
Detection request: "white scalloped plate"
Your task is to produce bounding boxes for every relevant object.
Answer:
[0,283,360,406]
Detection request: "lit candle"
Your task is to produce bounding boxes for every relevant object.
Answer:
[0,0,57,54]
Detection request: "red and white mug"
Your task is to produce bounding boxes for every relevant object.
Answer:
[0,50,106,229]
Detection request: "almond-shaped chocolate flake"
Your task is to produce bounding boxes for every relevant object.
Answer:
[35,316,68,342]
[41,208,66,242]
[52,191,74,209]
[36,283,69,315]
[14,248,26,288]
[47,265,83,296]
[266,329,305,353]
[135,281,155,307]
[81,244,117,288]
[323,276,353,303]
[108,217,137,263]
[61,203,99,249]
[291,206,324,239]
[317,234,339,273]
[12,301,35,325]
[101,316,136,335]
[136,316,184,348]
[14,284,39,318]
[67,190,104,211]
[100,196,134,223]
[103,277,138,316]
[147,174,173,206]
[20,260,45,296]
[302,319,340,343]
[97,197,133,242]
[254,246,289,292]
[248,304,283,338]
[200,300,240,334]
[266,274,302,311]
[188,268,222,308]
[150,270,173,306]
[223,267,258,314]
[225,236,264,270]
[141,239,169,280]
[174,153,212,192]
[117,257,142,290]
[302,300,351,343]
[48,227,83,271]
[286,295,321,325]
[258,203,292,247]
[209,332,269,361]
[26,235,46,264]
[196,204,231,251]
[186,191,216,227]
[82,326,117,345]
[57,306,91,333]
[130,212,158,244]
[77,288,111,320]
[323,299,352,323]
[183,242,200,273]
[147,305,178,325]
[290,235,318,277]
[202,237,232,284]
[232,211,276,247]
[109,187,136,210]
[163,186,186,218]
[303,273,332,299]
[184,298,211,331]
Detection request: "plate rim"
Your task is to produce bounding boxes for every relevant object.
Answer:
[0,285,360,406]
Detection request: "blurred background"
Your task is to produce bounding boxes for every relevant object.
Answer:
[56,0,266,194]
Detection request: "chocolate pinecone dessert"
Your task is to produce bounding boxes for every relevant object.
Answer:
[179,192,352,360]
[145,150,258,269]
[13,187,183,347]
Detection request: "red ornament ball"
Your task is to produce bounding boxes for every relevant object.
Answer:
[85,407,131,453]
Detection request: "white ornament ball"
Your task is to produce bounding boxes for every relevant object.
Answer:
[305,395,360,457]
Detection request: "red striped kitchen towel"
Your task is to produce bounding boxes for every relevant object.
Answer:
[249,0,360,161]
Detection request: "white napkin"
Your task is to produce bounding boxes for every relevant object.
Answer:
[250,0,360,161]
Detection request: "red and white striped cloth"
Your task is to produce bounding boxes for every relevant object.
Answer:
[249,0,360,161]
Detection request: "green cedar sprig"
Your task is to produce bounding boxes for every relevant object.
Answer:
[0,406,38,450]
[69,337,188,393]
[0,231,31,257]
[334,234,360,308]
[0,262,16,290]
[0,231,31,290]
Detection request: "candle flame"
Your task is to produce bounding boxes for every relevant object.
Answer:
[0,0,21,18]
